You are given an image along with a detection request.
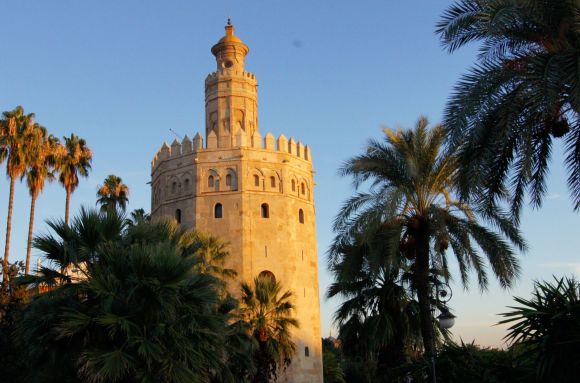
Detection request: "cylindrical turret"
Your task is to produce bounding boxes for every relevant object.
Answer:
[205,20,259,148]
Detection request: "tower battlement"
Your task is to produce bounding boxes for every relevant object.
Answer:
[205,70,257,83]
[151,132,311,169]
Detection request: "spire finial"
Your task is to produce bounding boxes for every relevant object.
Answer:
[225,17,234,36]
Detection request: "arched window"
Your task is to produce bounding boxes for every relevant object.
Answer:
[254,174,260,187]
[184,178,190,191]
[208,175,214,188]
[305,346,310,357]
[291,179,296,192]
[258,270,276,283]
[301,182,306,195]
[261,203,269,218]
[214,203,223,219]
[172,181,177,194]
[270,176,276,188]
[299,209,304,224]
[226,174,232,187]
[175,209,181,224]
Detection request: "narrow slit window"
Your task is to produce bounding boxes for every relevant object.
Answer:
[172,182,177,194]
[261,203,269,218]
[214,203,223,219]
[270,176,276,188]
[299,209,304,224]
[208,175,214,188]
[184,179,190,191]
[175,209,182,224]
[305,346,310,357]
[226,174,232,187]
[301,182,305,195]
[291,179,296,192]
[254,175,260,187]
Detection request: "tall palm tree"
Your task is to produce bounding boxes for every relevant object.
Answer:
[239,276,299,383]
[57,134,92,225]
[334,117,526,371]
[0,106,36,287]
[22,130,63,274]
[96,174,129,213]
[436,0,580,217]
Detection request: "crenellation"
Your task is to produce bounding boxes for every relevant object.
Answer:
[207,130,218,149]
[193,133,203,150]
[304,145,311,162]
[288,138,297,155]
[159,142,170,160]
[171,139,182,157]
[182,135,192,154]
[277,134,288,152]
[297,142,304,159]
[264,132,275,150]
[252,131,262,148]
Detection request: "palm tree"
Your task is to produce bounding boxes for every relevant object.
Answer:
[436,0,580,217]
[499,276,580,382]
[17,208,240,382]
[239,276,299,383]
[126,208,150,227]
[96,174,129,213]
[22,131,63,274]
[334,117,526,372]
[0,106,36,287]
[188,232,236,282]
[57,134,92,225]
[328,228,424,381]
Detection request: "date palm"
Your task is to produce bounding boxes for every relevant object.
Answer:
[334,117,526,374]
[436,0,580,218]
[23,131,63,274]
[96,174,129,213]
[57,134,92,225]
[0,106,36,287]
[239,276,299,383]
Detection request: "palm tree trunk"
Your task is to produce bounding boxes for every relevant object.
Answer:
[25,193,38,275]
[65,188,71,225]
[414,225,436,378]
[2,176,16,290]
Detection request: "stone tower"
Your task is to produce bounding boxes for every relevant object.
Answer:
[150,21,323,383]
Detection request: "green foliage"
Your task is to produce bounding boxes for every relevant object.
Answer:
[331,117,525,374]
[239,276,298,383]
[394,341,534,383]
[327,228,425,382]
[0,260,28,383]
[499,276,580,382]
[436,0,580,216]
[322,338,346,383]
[14,208,254,383]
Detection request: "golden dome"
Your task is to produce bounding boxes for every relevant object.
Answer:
[211,19,249,56]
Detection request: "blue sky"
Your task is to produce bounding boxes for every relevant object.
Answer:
[1,0,578,347]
